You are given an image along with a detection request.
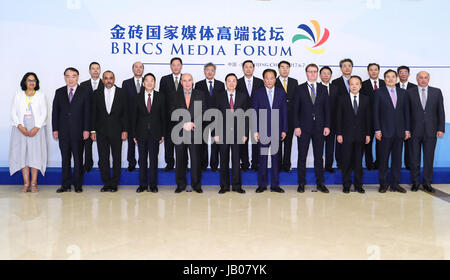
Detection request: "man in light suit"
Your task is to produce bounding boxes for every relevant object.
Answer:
[252,69,288,193]
[52,67,91,193]
[408,71,445,193]
[91,71,128,192]
[373,70,410,193]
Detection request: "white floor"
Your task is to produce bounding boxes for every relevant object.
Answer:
[0,184,449,260]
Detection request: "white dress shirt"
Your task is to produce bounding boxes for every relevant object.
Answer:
[399,81,409,89]
[245,76,254,95]
[91,78,100,91]
[349,91,360,108]
[306,81,317,96]
[67,85,77,99]
[370,78,380,89]
[104,86,116,114]
[145,90,154,107]
[227,90,235,106]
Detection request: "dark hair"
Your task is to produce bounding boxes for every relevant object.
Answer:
[384,69,398,78]
[143,72,156,81]
[263,68,277,78]
[319,66,332,75]
[204,62,216,70]
[170,57,183,65]
[20,72,40,91]
[64,67,79,76]
[339,58,353,68]
[397,65,410,73]
[305,63,319,72]
[278,60,291,68]
[367,63,380,71]
[242,60,254,68]
[102,70,115,79]
[89,62,100,70]
[225,73,238,82]
[349,75,363,85]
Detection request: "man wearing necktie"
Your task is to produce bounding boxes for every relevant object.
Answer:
[396,66,418,171]
[293,64,331,193]
[373,70,411,193]
[361,63,386,171]
[407,71,445,193]
[80,62,104,173]
[91,71,128,192]
[252,69,287,193]
[275,61,298,173]
[194,63,225,172]
[121,61,144,172]
[52,68,91,193]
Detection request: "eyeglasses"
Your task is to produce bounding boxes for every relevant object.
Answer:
[306,70,318,73]
[26,79,37,83]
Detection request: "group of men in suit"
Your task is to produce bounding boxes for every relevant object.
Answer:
[50,58,445,194]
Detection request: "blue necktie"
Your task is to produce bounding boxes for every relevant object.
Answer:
[268,89,273,108]
[209,81,213,96]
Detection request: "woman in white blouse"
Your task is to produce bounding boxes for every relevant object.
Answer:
[9,73,48,192]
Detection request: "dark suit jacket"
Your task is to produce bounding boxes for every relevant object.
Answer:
[336,93,371,143]
[275,77,298,130]
[170,88,207,138]
[237,76,264,100]
[122,77,141,106]
[131,90,166,141]
[332,76,350,96]
[362,79,386,131]
[195,79,225,109]
[320,82,339,132]
[373,86,410,138]
[252,87,288,138]
[293,82,330,134]
[396,81,418,90]
[52,85,91,140]
[91,86,128,139]
[80,79,104,93]
[212,89,250,140]
[407,86,445,137]
[160,74,182,129]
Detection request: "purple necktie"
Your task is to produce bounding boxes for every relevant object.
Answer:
[69,88,74,103]
[390,88,397,108]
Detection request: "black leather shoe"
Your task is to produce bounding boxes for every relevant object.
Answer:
[256,187,266,193]
[163,165,174,172]
[411,184,420,192]
[251,166,258,171]
[149,186,158,193]
[136,186,147,193]
[317,184,329,193]
[233,187,246,194]
[391,185,407,193]
[218,187,228,194]
[297,184,305,193]
[270,187,285,193]
[126,166,136,172]
[56,186,71,193]
[379,185,389,193]
[325,168,335,173]
[175,187,185,193]
[423,184,435,193]
[343,186,350,193]
[405,165,411,171]
[101,186,110,192]
[355,186,365,194]
[283,167,291,173]
[193,188,203,193]
[74,187,83,193]
[110,186,118,192]
[84,165,93,173]
[211,167,219,172]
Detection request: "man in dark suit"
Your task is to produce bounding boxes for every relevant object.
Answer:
[408,71,445,193]
[253,69,288,193]
[91,71,128,192]
[294,64,331,193]
[397,65,418,170]
[331,58,353,169]
[373,70,411,193]
[171,73,207,193]
[131,73,166,193]
[336,76,371,193]
[275,61,298,173]
[319,66,339,173]
[195,62,225,172]
[121,61,144,172]
[80,62,103,173]
[159,57,183,172]
[361,63,386,170]
[52,67,91,193]
[236,60,264,171]
[213,73,249,194]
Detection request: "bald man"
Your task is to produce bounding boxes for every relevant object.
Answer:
[408,71,445,193]
[122,61,144,172]
[170,73,207,193]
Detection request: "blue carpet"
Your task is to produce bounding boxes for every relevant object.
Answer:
[2,167,450,185]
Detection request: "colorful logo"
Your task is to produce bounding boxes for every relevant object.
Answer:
[292,20,330,54]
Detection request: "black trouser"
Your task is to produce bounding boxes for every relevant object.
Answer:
[404,139,411,168]
[297,129,325,185]
[83,137,93,168]
[137,133,160,187]
[127,136,137,168]
[97,133,123,187]
[175,143,202,190]
[59,137,84,188]
[279,129,294,170]
[409,135,437,185]
[341,139,364,187]
[364,132,379,167]
[164,122,175,168]
[325,131,336,169]
[240,138,259,169]
[377,136,402,187]
[219,143,242,188]
[202,136,219,170]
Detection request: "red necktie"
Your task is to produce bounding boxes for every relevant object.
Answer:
[374,81,378,90]
[147,93,151,112]
[229,93,234,111]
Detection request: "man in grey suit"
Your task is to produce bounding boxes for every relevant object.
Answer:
[408,71,445,193]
